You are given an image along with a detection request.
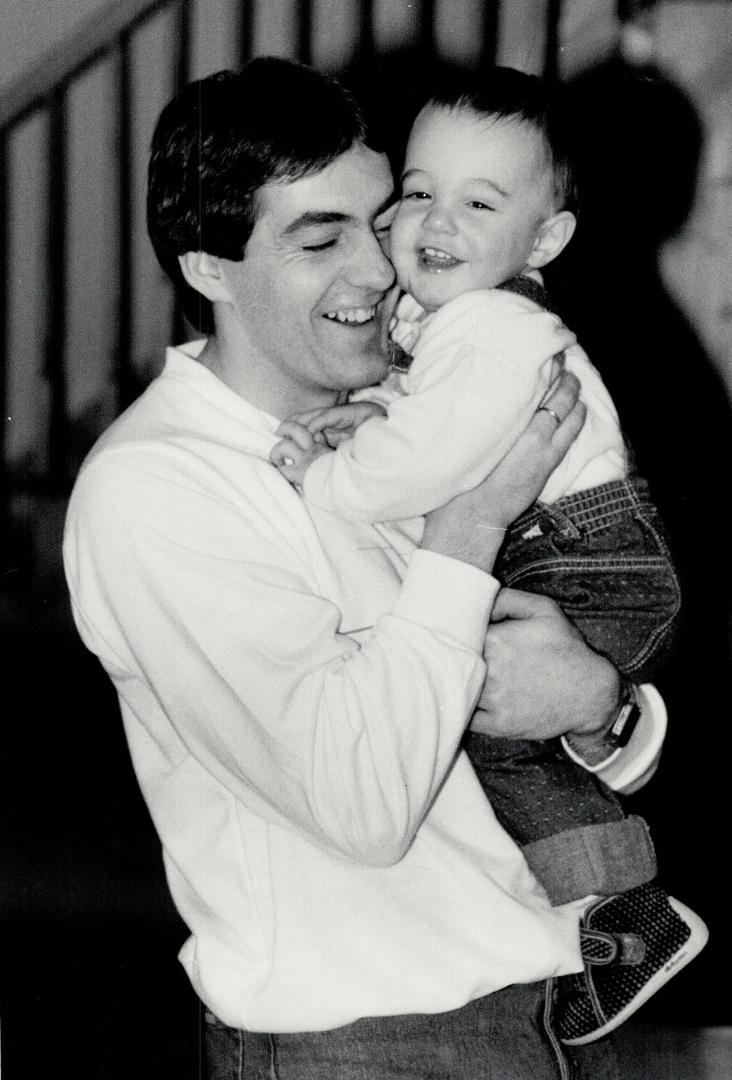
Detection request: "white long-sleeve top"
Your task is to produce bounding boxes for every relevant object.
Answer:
[63,342,659,1034]
[303,288,627,522]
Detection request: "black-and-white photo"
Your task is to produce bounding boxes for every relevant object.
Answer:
[2,2,730,1077]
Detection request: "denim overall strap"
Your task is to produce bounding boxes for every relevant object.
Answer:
[497,273,554,311]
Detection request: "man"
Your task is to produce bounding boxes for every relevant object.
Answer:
[64,58,665,1079]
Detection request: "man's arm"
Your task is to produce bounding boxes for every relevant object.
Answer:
[64,449,494,869]
[64,374,588,868]
[423,373,661,771]
[472,588,665,792]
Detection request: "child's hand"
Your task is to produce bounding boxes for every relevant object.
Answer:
[270,419,331,486]
[290,401,386,448]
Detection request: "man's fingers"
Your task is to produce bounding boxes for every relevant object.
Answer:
[552,398,587,451]
[490,587,562,623]
[531,370,586,463]
[540,370,581,423]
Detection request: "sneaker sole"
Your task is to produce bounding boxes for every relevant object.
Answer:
[561,897,709,1046]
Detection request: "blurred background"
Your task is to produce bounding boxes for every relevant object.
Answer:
[1,1,731,1076]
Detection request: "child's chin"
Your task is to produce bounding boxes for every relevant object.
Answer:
[414,279,462,310]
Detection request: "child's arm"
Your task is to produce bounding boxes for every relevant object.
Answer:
[270,402,386,486]
[269,419,330,487]
[302,292,576,522]
[293,401,388,448]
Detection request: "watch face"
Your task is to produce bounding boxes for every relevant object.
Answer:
[606,702,641,748]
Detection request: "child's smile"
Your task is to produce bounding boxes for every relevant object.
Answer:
[390,103,557,312]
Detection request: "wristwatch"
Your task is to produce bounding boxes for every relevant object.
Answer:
[604,679,642,749]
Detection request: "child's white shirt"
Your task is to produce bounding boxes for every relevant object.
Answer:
[302,287,627,522]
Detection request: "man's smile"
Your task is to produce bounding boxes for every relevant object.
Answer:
[324,305,378,324]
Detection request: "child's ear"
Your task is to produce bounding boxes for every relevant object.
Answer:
[178,251,230,302]
[527,211,577,270]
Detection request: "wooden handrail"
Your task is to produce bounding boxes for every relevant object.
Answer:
[0,0,176,130]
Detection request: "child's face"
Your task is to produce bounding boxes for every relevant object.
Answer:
[391,104,556,311]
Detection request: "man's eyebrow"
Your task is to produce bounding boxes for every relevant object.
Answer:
[282,211,350,235]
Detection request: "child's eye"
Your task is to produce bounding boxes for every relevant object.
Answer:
[468,200,494,211]
[402,190,430,201]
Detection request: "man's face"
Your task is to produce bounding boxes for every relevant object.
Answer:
[219,142,397,416]
[390,105,555,311]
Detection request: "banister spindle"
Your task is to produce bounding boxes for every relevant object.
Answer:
[297,0,313,66]
[0,132,8,529]
[418,0,437,61]
[115,31,135,411]
[544,0,563,82]
[175,0,192,90]
[239,0,254,67]
[481,1,500,67]
[171,0,193,345]
[357,0,375,62]
[46,88,69,490]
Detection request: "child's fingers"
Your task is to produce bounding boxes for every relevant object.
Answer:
[310,404,386,435]
[274,419,317,450]
[286,407,338,430]
[269,437,302,468]
[322,428,353,447]
[304,407,355,434]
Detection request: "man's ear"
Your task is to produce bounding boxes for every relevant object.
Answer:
[527,210,577,270]
[178,251,230,302]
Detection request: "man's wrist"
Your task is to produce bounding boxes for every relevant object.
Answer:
[562,670,635,767]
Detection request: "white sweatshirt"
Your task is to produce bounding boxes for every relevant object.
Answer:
[63,342,660,1033]
[303,289,627,522]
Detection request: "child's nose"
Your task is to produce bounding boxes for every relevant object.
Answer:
[423,202,456,234]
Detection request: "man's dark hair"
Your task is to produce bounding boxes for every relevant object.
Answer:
[426,66,578,217]
[147,56,377,334]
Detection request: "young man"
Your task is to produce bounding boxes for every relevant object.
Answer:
[64,58,666,1079]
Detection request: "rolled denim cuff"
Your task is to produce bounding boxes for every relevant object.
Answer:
[521,815,657,905]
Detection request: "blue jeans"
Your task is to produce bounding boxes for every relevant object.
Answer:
[203,982,618,1079]
[496,476,681,683]
[464,476,678,903]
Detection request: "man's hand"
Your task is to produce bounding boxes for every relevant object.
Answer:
[270,419,331,486]
[422,371,586,574]
[471,587,622,742]
[289,401,387,448]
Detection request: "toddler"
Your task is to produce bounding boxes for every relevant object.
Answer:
[271,67,707,1044]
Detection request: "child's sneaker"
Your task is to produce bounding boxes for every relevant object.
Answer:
[555,882,708,1045]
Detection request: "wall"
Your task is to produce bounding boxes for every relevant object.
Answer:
[0,0,110,93]
[655,2,732,389]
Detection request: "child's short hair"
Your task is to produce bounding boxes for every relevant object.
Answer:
[427,66,578,216]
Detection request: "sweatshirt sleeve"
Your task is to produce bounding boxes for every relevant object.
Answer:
[561,683,667,795]
[303,291,576,522]
[64,448,498,867]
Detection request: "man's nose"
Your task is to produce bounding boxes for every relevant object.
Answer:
[350,234,396,292]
